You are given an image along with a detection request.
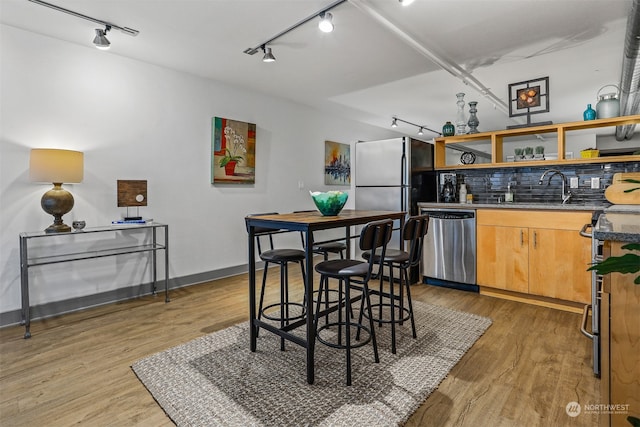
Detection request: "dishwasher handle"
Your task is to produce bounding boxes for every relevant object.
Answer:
[426,211,475,220]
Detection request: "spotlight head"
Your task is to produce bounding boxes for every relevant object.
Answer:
[418,127,424,135]
[318,12,334,33]
[93,27,111,50]
[399,0,415,5]
[391,118,398,128]
[262,46,276,62]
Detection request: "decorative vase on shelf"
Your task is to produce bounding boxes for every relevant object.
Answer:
[442,121,455,136]
[455,93,467,135]
[467,101,479,134]
[583,103,596,121]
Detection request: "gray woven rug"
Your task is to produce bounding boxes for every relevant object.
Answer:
[132,300,491,426]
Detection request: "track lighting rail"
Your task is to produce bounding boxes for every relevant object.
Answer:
[392,117,442,136]
[27,0,139,36]
[243,0,347,56]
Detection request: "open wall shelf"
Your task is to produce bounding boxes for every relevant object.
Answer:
[434,115,640,169]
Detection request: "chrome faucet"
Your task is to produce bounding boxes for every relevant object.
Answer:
[538,169,572,204]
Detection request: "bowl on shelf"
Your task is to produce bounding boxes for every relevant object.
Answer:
[310,191,348,216]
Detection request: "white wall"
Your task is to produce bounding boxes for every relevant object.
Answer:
[0,25,397,317]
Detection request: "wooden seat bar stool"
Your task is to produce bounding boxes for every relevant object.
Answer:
[247,213,306,350]
[313,219,394,386]
[361,214,429,354]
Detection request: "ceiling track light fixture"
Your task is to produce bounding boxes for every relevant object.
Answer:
[243,0,347,61]
[93,26,111,50]
[399,0,415,5]
[262,45,276,63]
[391,117,442,136]
[27,0,139,50]
[318,12,334,33]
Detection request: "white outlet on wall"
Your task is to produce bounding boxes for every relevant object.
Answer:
[298,180,304,190]
[591,177,600,189]
[570,177,579,188]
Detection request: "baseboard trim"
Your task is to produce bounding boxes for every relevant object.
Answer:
[0,262,258,329]
[478,286,585,313]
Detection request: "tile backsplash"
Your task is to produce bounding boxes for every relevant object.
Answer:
[444,161,640,205]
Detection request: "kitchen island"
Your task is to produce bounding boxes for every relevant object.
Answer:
[593,210,640,427]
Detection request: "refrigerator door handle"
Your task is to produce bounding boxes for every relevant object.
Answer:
[401,138,407,211]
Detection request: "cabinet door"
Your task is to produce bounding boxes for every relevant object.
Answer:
[528,228,591,303]
[477,225,529,293]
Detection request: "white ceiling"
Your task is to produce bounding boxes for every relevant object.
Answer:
[0,0,633,139]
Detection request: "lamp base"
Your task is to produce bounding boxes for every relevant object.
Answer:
[41,183,74,234]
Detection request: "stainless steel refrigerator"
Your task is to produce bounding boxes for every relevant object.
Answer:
[354,137,437,268]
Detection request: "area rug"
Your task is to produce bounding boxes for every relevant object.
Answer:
[132,300,491,426]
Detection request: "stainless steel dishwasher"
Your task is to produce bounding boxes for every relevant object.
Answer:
[422,209,476,286]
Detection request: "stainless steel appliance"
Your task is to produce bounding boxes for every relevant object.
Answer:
[422,209,477,287]
[355,137,437,281]
[579,210,605,376]
[355,137,437,217]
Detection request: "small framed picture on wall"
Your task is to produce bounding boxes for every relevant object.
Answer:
[324,141,350,185]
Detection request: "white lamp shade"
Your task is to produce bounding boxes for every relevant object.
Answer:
[30,149,84,183]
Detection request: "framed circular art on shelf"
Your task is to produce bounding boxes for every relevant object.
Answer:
[460,151,476,164]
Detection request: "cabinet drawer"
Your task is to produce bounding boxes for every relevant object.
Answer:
[477,209,592,230]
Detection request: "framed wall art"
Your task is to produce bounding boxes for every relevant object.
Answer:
[324,141,350,185]
[507,76,552,129]
[212,117,256,184]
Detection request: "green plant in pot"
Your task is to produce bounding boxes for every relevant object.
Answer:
[219,148,243,168]
[514,148,524,160]
[218,125,247,172]
[588,243,640,285]
[524,146,534,158]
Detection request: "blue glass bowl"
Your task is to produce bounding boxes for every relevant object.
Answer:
[310,191,348,216]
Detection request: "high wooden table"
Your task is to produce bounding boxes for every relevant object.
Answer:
[245,209,405,384]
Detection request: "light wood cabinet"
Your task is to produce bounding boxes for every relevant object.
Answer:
[477,209,592,307]
[434,115,640,170]
[600,241,640,427]
[477,225,528,293]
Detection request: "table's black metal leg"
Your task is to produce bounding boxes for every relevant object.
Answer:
[164,225,170,303]
[249,226,257,352]
[20,236,31,339]
[305,228,315,384]
[151,226,157,295]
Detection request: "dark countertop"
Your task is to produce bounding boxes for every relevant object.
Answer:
[594,207,640,243]
[417,202,606,212]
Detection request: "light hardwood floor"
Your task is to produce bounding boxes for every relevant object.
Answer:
[0,270,599,426]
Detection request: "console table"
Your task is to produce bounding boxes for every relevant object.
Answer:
[19,223,169,338]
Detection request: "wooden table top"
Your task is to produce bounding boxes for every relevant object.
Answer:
[245,209,406,230]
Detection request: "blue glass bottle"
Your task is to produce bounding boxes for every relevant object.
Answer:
[583,104,596,121]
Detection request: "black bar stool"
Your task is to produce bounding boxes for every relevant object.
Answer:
[247,213,306,350]
[314,219,393,386]
[361,214,429,354]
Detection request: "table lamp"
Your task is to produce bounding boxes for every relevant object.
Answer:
[30,148,84,233]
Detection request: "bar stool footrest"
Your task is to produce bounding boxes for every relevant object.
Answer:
[261,302,306,322]
[316,321,372,350]
[364,302,412,324]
